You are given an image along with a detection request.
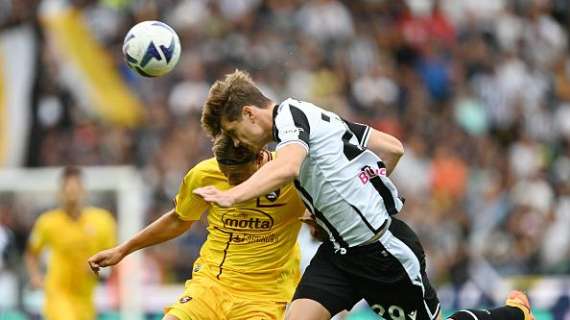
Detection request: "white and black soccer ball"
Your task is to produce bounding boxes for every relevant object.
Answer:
[122,20,181,77]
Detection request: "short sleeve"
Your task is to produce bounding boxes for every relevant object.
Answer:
[98,211,117,250]
[28,215,48,253]
[342,118,371,147]
[174,167,209,221]
[273,103,310,153]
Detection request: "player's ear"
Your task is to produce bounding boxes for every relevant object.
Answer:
[242,105,255,122]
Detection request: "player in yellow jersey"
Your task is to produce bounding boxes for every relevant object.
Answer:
[25,166,117,320]
[88,135,306,320]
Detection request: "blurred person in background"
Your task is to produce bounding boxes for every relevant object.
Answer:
[89,135,307,320]
[25,166,117,320]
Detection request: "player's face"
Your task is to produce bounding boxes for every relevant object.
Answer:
[222,110,266,152]
[219,161,257,185]
[60,176,85,207]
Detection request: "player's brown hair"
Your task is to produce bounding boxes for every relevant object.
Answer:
[212,135,256,166]
[62,166,82,180]
[201,70,272,138]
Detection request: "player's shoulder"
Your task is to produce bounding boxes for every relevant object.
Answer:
[84,207,113,217]
[187,157,220,177]
[84,207,115,224]
[181,157,224,188]
[277,98,324,119]
[278,98,303,111]
[36,209,64,224]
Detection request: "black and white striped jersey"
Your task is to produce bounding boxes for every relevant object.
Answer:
[273,98,404,248]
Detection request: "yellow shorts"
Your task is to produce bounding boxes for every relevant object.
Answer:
[165,275,287,320]
[44,292,95,320]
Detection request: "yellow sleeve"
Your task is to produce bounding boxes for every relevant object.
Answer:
[174,166,209,221]
[28,214,49,253]
[98,211,117,250]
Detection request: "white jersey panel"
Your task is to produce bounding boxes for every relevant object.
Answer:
[273,98,404,247]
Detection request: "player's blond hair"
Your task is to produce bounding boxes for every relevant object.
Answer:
[201,70,272,138]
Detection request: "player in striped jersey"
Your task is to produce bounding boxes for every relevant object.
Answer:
[195,70,534,320]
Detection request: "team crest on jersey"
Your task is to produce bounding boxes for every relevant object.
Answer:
[179,296,192,303]
[193,264,201,273]
[265,189,280,202]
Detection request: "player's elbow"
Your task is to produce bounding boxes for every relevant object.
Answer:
[283,162,301,179]
[390,139,404,158]
[379,133,404,159]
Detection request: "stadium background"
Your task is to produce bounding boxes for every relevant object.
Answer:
[0,0,569,319]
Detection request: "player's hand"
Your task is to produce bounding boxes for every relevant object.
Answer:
[88,246,126,275]
[193,186,236,207]
[299,211,328,242]
[29,273,44,289]
[298,210,316,225]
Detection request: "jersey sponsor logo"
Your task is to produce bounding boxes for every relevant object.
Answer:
[222,209,274,231]
[282,127,304,136]
[358,166,387,184]
[231,233,278,244]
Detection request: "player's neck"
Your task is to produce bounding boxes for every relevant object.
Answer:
[63,204,82,219]
[259,105,275,144]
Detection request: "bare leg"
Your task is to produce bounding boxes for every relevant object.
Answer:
[286,298,332,320]
[447,291,533,320]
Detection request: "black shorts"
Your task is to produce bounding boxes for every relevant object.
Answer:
[293,218,440,320]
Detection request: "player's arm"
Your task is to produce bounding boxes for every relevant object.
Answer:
[88,209,193,274]
[343,119,404,175]
[25,248,44,289]
[365,128,404,176]
[25,216,47,288]
[90,164,208,273]
[194,143,307,207]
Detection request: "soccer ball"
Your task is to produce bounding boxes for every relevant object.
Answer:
[122,21,181,77]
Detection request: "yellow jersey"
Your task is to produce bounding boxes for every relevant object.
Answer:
[174,156,305,302]
[28,207,117,297]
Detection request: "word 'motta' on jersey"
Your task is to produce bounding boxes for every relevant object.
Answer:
[222,209,274,231]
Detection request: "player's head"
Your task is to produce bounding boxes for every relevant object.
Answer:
[59,166,85,208]
[201,70,273,151]
[213,135,259,185]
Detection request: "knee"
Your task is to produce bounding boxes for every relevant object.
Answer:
[448,310,482,320]
[286,299,331,320]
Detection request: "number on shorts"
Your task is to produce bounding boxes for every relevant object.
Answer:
[370,304,407,320]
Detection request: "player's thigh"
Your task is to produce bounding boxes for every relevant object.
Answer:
[44,293,77,320]
[355,219,440,320]
[163,278,227,320]
[290,243,360,319]
[72,295,96,320]
[286,298,331,320]
[230,300,288,320]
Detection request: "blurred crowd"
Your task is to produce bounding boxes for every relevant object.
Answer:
[1,0,570,297]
